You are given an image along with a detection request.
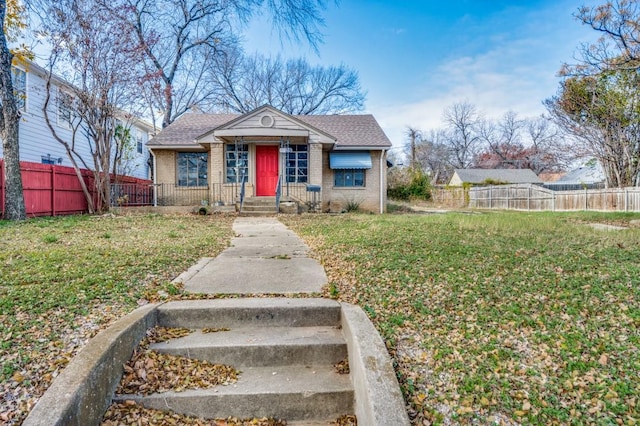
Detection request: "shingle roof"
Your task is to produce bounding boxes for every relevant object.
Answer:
[298,114,391,148]
[453,169,543,184]
[147,111,392,149]
[147,113,237,147]
[556,164,604,184]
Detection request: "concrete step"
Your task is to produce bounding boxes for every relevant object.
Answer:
[239,210,278,217]
[243,197,277,206]
[157,298,342,329]
[113,365,354,423]
[241,204,278,212]
[151,326,348,367]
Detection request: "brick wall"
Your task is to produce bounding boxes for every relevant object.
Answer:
[322,150,386,213]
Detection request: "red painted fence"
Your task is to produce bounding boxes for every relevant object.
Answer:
[0,159,152,218]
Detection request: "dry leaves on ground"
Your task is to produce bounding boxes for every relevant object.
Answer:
[116,327,239,396]
[102,402,287,425]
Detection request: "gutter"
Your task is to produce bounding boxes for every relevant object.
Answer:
[150,150,158,207]
[380,149,386,214]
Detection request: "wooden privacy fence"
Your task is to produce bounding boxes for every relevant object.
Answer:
[469,184,640,212]
[0,160,152,218]
[430,186,467,208]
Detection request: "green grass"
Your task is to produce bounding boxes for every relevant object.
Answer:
[0,213,234,423]
[283,211,640,425]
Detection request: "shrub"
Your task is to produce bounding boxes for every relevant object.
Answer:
[387,168,432,201]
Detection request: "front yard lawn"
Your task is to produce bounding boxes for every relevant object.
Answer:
[0,213,234,425]
[2,210,639,425]
[283,211,640,425]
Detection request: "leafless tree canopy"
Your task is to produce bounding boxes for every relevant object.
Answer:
[442,102,482,169]
[94,0,337,127]
[34,0,145,212]
[209,51,365,114]
[545,71,640,187]
[567,0,640,74]
[547,0,640,187]
[404,103,568,184]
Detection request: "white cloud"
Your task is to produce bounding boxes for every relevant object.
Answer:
[370,35,570,149]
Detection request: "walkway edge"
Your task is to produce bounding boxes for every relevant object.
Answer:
[22,303,160,426]
[172,257,215,285]
[341,302,411,426]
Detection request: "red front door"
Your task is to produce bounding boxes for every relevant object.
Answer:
[255,145,279,196]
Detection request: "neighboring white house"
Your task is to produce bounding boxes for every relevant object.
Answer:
[0,58,154,180]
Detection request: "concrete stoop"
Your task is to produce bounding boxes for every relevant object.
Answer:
[114,298,353,423]
[23,298,410,426]
[240,197,278,216]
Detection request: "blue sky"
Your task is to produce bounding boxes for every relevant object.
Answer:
[244,0,601,149]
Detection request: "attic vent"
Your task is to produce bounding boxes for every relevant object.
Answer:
[260,115,274,127]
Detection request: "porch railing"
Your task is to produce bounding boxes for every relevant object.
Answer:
[239,175,247,212]
[275,175,282,213]
[111,181,322,211]
[279,182,323,213]
[110,183,155,206]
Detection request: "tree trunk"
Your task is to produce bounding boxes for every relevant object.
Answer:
[0,1,26,220]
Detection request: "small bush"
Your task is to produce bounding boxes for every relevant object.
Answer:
[344,199,362,212]
[387,168,432,201]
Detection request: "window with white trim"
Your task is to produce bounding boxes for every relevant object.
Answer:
[334,169,365,187]
[57,90,74,128]
[177,152,208,187]
[134,127,144,154]
[285,144,308,183]
[11,67,26,111]
[225,144,248,183]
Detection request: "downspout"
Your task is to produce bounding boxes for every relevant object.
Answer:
[380,149,386,214]
[150,150,158,207]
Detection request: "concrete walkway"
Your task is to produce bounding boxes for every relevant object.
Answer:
[176,217,327,294]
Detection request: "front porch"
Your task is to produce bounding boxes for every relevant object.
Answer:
[110,180,323,215]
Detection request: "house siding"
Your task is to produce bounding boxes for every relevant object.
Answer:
[0,61,151,180]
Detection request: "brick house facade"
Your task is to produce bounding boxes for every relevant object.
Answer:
[148,105,391,213]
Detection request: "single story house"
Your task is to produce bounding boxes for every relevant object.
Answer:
[147,105,392,213]
[544,161,605,190]
[449,169,543,186]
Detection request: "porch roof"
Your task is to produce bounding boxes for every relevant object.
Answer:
[147,109,392,150]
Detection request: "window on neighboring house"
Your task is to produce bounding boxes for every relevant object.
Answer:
[177,152,208,187]
[285,144,308,183]
[57,90,74,128]
[225,143,248,183]
[134,127,144,154]
[41,154,62,165]
[334,169,365,187]
[11,67,26,111]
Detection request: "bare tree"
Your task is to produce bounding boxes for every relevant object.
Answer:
[37,0,145,212]
[545,71,640,187]
[0,0,26,219]
[211,51,365,114]
[477,111,525,168]
[102,0,333,127]
[546,1,640,187]
[525,116,569,174]
[442,102,482,169]
[569,0,640,74]
[404,126,421,168]
[415,129,453,184]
